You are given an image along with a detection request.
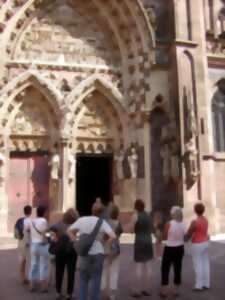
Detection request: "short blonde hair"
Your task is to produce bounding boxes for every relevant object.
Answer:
[170,206,183,221]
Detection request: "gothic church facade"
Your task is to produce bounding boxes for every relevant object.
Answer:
[0,0,224,235]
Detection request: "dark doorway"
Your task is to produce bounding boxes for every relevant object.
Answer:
[76,154,113,216]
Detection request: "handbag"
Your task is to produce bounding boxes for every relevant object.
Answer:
[110,239,120,257]
[74,218,103,257]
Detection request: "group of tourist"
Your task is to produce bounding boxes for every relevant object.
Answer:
[15,198,210,300]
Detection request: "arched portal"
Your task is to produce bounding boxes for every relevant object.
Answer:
[3,77,62,232]
[67,77,127,215]
[0,0,156,233]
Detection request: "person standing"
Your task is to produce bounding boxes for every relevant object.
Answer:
[14,205,32,284]
[68,202,116,300]
[160,206,186,298]
[101,204,123,300]
[24,205,50,293]
[186,203,210,291]
[131,199,153,298]
[49,208,78,300]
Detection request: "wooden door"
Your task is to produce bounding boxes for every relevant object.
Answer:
[7,153,50,232]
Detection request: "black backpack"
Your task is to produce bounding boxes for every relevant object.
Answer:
[14,217,25,240]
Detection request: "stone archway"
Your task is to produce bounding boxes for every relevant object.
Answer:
[0,73,63,234]
[0,0,157,232]
[63,76,129,214]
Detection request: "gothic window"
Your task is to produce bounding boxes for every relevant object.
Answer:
[212,79,225,151]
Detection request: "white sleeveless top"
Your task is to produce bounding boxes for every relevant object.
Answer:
[166,220,186,247]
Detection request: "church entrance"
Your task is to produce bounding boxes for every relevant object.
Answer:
[7,152,50,232]
[76,154,113,216]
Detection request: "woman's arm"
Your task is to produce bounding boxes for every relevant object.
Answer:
[162,222,170,241]
[185,220,196,241]
[124,212,137,233]
[67,228,78,242]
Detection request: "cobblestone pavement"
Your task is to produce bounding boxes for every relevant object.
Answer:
[0,240,225,300]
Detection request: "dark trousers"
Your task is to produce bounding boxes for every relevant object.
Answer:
[161,245,184,286]
[55,253,77,295]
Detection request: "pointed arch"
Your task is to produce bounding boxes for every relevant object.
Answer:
[67,75,128,137]
[67,74,126,113]
[0,71,64,122]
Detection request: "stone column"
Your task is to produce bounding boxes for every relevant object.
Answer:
[61,139,76,212]
[142,112,152,212]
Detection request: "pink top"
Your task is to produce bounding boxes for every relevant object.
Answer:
[192,216,208,243]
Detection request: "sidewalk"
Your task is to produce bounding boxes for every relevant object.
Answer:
[1,241,225,300]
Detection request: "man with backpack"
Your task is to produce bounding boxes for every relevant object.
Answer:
[14,205,32,284]
[68,202,116,300]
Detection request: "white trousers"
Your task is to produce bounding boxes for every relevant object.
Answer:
[101,256,120,292]
[191,242,210,289]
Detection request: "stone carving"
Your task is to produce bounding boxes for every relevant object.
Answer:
[61,79,71,93]
[128,147,138,179]
[68,153,76,181]
[206,40,225,56]
[49,153,60,180]
[186,90,197,141]
[183,86,199,184]
[184,138,199,182]
[13,3,120,67]
[145,5,157,29]
[114,149,125,180]
[11,106,48,135]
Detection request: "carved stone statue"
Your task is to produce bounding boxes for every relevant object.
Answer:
[114,149,125,180]
[183,87,199,183]
[184,138,199,181]
[50,153,60,180]
[61,79,71,93]
[145,5,157,30]
[128,147,138,179]
[186,89,197,140]
[68,153,76,181]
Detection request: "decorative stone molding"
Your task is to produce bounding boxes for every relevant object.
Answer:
[0,0,155,113]
[0,70,64,124]
[67,74,126,112]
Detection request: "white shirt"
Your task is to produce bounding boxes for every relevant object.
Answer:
[24,217,48,243]
[166,220,186,247]
[69,216,113,255]
[23,217,32,245]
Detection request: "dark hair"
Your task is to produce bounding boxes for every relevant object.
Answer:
[24,205,32,216]
[63,208,78,225]
[134,199,145,212]
[37,205,47,218]
[194,203,205,216]
[92,203,104,217]
[110,205,119,220]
